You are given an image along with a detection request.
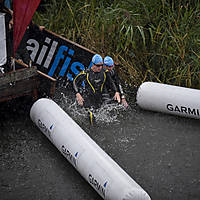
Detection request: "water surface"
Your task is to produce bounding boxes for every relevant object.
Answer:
[0,86,199,200]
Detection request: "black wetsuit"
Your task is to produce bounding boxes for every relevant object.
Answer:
[103,68,125,102]
[73,68,118,109]
[110,68,125,96]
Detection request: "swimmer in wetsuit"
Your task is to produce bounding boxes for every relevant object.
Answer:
[103,56,128,108]
[73,54,120,125]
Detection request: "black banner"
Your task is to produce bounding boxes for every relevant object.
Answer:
[24,25,94,82]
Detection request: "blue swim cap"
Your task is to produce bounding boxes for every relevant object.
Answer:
[92,54,103,64]
[104,56,114,66]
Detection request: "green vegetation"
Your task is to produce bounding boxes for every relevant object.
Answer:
[34,0,200,88]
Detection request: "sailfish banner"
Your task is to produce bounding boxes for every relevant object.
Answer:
[13,0,41,56]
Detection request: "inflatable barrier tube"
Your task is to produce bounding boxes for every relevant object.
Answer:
[30,98,151,200]
[136,82,200,119]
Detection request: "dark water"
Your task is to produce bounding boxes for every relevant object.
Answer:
[0,86,200,200]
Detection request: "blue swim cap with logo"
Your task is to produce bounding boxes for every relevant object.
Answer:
[92,54,103,64]
[104,56,114,66]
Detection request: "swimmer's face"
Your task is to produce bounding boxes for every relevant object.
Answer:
[94,63,103,72]
[104,64,114,71]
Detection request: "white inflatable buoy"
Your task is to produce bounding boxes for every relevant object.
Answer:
[136,82,200,119]
[30,98,151,200]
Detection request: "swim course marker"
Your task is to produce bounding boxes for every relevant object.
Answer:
[137,82,200,119]
[30,98,151,200]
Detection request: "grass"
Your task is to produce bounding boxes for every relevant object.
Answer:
[33,0,200,88]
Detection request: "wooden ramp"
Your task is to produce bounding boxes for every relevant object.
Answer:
[0,61,56,103]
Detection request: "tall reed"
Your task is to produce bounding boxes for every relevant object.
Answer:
[34,0,200,88]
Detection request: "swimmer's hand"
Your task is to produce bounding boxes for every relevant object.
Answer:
[114,92,121,103]
[76,93,84,106]
[121,98,128,108]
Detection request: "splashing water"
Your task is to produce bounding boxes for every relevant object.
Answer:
[94,103,125,124]
[53,91,126,126]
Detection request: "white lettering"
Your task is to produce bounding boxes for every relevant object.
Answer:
[44,40,58,69]
[26,39,40,61]
[36,37,51,65]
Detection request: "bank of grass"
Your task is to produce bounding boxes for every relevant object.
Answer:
[34,0,200,88]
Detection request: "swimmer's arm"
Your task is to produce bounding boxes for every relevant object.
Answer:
[73,72,86,94]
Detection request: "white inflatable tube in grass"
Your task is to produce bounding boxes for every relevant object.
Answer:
[30,98,151,200]
[137,82,200,119]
